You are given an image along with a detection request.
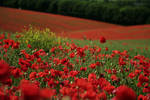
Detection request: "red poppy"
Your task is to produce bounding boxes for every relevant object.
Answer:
[100,36,106,43]
[103,85,115,94]
[20,80,40,100]
[105,47,108,51]
[11,68,22,78]
[138,74,149,84]
[138,95,148,100]
[40,88,56,99]
[89,63,97,69]
[70,71,79,77]
[77,47,85,57]
[27,44,32,48]
[111,75,118,82]
[112,85,136,100]
[88,73,97,81]
[80,67,87,71]
[12,42,20,49]
[69,52,75,58]
[29,72,37,80]
[10,95,19,100]
[128,72,136,79]
[0,34,5,40]
[0,60,10,82]
[97,92,107,100]
[0,90,10,100]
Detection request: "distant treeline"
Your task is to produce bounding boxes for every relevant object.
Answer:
[0,0,150,25]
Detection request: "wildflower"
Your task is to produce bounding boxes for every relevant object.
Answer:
[128,72,136,79]
[138,74,149,84]
[97,92,107,100]
[112,85,136,100]
[0,60,10,82]
[76,47,85,57]
[11,68,22,78]
[20,80,40,100]
[80,67,87,71]
[105,47,108,51]
[0,90,10,100]
[82,90,96,100]
[0,34,5,40]
[89,63,96,69]
[100,36,106,43]
[15,34,21,38]
[88,73,97,82]
[111,75,118,82]
[138,95,148,100]
[70,71,79,77]
[103,85,115,94]
[12,42,20,49]
[40,88,56,99]
[69,52,75,58]
[29,72,37,80]
[27,44,31,48]
[10,95,19,100]
[50,47,55,53]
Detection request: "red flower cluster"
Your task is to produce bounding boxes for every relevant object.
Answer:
[0,34,150,100]
[0,60,10,82]
[112,85,136,100]
[100,36,106,43]
[20,80,56,100]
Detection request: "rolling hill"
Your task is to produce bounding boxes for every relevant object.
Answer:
[0,7,150,40]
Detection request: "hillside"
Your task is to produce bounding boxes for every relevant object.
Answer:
[0,7,150,40]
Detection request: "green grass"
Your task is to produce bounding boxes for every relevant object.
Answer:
[67,39,150,57]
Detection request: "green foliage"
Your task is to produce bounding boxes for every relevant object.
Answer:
[0,0,4,6]
[57,0,74,15]
[18,0,36,10]
[84,2,103,20]
[47,0,59,13]
[18,26,66,52]
[71,1,89,17]
[101,4,120,23]
[2,0,18,8]
[119,6,150,25]
[146,17,150,24]
[35,0,50,12]
[115,0,135,6]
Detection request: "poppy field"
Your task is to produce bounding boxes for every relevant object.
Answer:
[0,6,150,100]
[0,7,150,40]
[0,26,150,100]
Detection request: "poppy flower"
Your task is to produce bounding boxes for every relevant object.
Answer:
[12,42,20,49]
[138,95,148,100]
[40,88,56,99]
[100,36,106,43]
[138,74,149,84]
[89,63,96,69]
[0,90,10,100]
[0,60,10,82]
[112,85,136,100]
[20,80,40,100]
[98,92,107,100]
[11,68,22,78]
[69,52,75,58]
[111,75,118,82]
